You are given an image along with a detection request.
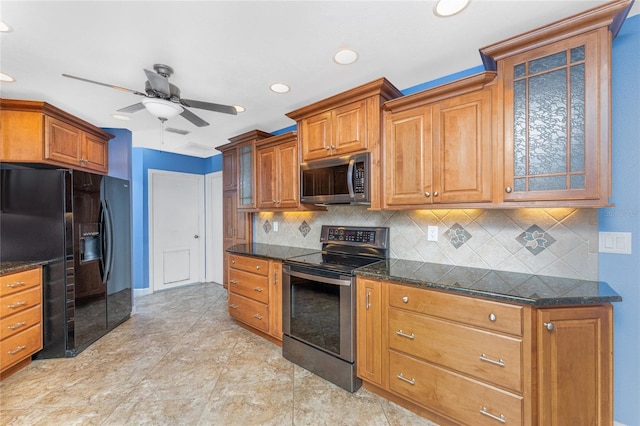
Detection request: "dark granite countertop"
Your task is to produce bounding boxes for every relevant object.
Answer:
[356,259,622,306]
[0,260,48,275]
[226,243,320,261]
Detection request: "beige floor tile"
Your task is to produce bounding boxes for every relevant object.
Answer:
[0,282,438,425]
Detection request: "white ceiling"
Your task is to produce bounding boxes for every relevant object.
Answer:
[2,1,638,158]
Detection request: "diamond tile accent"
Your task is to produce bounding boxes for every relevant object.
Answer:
[298,220,311,237]
[263,220,272,234]
[446,223,472,249]
[516,224,557,255]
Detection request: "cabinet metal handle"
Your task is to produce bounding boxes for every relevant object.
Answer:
[480,407,506,423]
[229,304,238,309]
[505,186,513,193]
[256,265,261,270]
[424,192,431,197]
[273,271,278,285]
[254,287,263,292]
[480,353,505,367]
[544,322,554,331]
[6,281,26,288]
[7,301,27,309]
[433,191,439,197]
[7,321,27,330]
[273,199,278,203]
[401,296,409,303]
[365,292,371,310]
[396,330,415,340]
[488,313,497,322]
[231,260,236,264]
[253,314,263,320]
[8,345,27,355]
[396,373,415,385]
[229,279,237,284]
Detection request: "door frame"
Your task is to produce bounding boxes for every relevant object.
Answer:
[148,169,205,292]
[205,171,224,285]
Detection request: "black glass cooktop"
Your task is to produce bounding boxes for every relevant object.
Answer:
[285,252,384,274]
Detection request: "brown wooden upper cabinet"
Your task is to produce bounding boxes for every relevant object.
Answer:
[255,132,300,210]
[1,99,113,174]
[480,0,632,206]
[383,73,496,208]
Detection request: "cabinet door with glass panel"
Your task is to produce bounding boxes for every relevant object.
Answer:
[500,30,611,204]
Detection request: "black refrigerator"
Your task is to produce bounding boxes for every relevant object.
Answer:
[0,167,132,357]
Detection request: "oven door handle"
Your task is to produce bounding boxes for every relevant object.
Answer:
[284,267,352,287]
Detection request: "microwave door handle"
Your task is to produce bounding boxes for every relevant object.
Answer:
[347,159,355,199]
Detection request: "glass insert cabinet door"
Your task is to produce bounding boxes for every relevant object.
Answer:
[501,32,603,202]
[237,142,256,209]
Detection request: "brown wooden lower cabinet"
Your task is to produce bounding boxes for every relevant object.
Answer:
[356,277,614,426]
[227,254,282,342]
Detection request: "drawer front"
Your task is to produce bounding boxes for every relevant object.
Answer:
[0,324,42,371]
[389,350,523,426]
[0,305,41,341]
[0,268,41,298]
[228,269,269,304]
[1,287,42,319]
[389,308,522,392]
[388,283,523,336]
[228,254,269,276]
[228,293,269,333]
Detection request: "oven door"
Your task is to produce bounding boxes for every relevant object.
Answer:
[282,264,355,362]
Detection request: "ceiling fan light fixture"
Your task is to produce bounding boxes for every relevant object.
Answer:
[434,0,470,17]
[141,97,183,119]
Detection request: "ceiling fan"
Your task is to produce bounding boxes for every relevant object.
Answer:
[62,64,237,127]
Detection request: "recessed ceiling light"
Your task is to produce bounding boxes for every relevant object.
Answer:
[0,21,11,32]
[434,0,470,17]
[112,114,130,121]
[334,48,358,65]
[270,83,290,94]
[0,72,15,82]
[234,105,246,113]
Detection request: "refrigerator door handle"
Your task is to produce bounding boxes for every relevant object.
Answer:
[101,199,115,284]
[99,202,108,282]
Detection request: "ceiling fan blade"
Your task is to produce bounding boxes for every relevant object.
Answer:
[62,74,145,96]
[180,108,209,127]
[117,102,146,113]
[180,99,238,115]
[144,68,170,96]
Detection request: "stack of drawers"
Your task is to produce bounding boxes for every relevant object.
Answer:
[386,282,527,426]
[1,267,43,379]
[227,254,270,333]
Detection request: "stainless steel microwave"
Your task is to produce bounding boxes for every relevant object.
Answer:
[300,153,370,205]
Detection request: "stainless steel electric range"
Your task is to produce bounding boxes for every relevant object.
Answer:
[282,225,390,392]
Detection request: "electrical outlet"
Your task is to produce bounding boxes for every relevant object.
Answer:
[273,221,279,232]
[427,225,438,242]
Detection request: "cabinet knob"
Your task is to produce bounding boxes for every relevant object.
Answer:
[424,192,431,198]
[544,322,554,331]
[231,260,236,264]
[402,296,409,303]
[256,265,261,270]
[433,191,439,197]
[505,186,513,193]
[488,313,497,322]
[325,146,331,150]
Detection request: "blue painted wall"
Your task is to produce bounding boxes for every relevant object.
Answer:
[599,14,640,426]
[131,148,222,292]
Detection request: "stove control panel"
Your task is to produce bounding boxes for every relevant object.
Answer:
[327,228,376,243]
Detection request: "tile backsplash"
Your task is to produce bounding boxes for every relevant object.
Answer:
[255,207,599,280]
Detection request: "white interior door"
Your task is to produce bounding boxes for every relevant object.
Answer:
[205,172,223,284]
[149,170,205,292]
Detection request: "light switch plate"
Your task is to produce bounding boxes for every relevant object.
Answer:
[599,232,632,254]
[273,221,279,232]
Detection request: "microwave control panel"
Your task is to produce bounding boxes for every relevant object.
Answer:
[354,161,366,194]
